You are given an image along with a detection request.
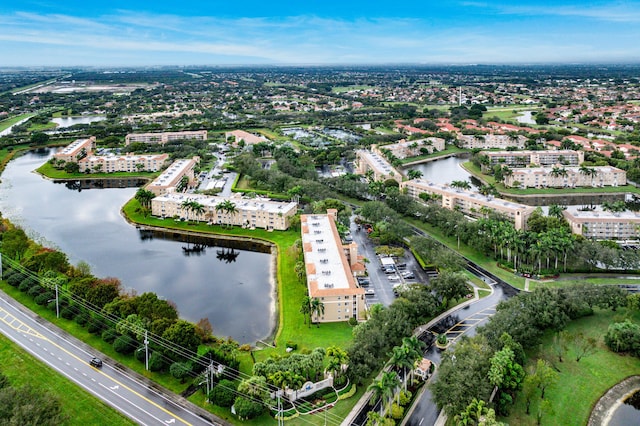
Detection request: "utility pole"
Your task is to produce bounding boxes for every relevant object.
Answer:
[55,284,59,318]
[0,253,3,279]
[144,330,149,370]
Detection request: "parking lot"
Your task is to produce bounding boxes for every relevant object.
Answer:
[350,217,432,307]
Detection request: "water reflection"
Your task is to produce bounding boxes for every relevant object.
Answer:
[0,149,274,344]
[406,156,472,185]
[608,389,640,426]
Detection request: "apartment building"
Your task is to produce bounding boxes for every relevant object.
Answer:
[146,157,199,196]
[562,207,640,240]
[401,179,535,230]
[481,150,584,167]
[78,153,169,173]
[300,210,367,323]
[458,134,526,149]
[224,130,269,147]
[125,130,207,145]
[150,193,297,230]
[504,166,626,189]
[52,137,96,163]
[376,137,446,159]
[355,149,403,183]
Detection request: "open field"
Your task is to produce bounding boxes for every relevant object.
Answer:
[0,113,34,132]
[505,309,640,426]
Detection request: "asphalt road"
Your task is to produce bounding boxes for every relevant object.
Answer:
[0,292,222,426]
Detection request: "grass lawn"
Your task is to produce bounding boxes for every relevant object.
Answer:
[0,331,135,426]
[0,113,34,132]
[331,85,375,93]
[36,161,159,180]
[28,121,58,132]
[527,276,640,291]
[505,309,640,426]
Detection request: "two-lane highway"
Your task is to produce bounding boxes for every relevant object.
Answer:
[0,293,222,426]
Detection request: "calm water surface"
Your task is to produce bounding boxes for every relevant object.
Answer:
[0,148,274,343]
[608,389,640,426]
[406,156,472,184]
[51,116,106,128]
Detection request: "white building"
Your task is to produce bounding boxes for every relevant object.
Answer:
[125,130,207,145]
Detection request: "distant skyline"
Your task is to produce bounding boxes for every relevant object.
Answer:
[1,1,640,67]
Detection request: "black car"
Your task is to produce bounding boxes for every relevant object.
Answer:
[90,357,103,368]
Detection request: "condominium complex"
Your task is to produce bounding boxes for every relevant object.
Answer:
[146,157,200,196]
[52,137,96,163]
[401,179,535,230]
[301,210,367,323]
[78,153,169,173]
[481,150,584,167]
[503,166,626,189]
[125,130,207,145]
[150,193,298,230]
[458,134,526,149]
[355,149,403,183]
[224,130,269,147]
[376,137,445,160]
[562,207,640,240]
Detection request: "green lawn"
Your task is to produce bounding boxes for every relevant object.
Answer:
[331,85,375,93]
[0,333,135,426]
[28,121,58,132]
[36,161,159,180]
[0,113,34,132]
[400,147,467,165]
[505,309,640,426]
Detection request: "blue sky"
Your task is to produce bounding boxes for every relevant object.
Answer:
[1,1,639,66]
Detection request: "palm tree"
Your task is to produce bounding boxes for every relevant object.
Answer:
[300,296,312,326]
[190,201,205,222]
[310,297,325,326]
[215,200,237,228]
[450,180,471,192]
[326,346,349,380]
[407,169,423,180]
[548,204,565,219]
[134,188,156,210]
[367,371,400,416]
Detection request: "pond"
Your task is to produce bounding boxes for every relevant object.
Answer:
[51,115,106,128]
[405,156,473,185]
[608,389,640,426]
[0,148,275,344]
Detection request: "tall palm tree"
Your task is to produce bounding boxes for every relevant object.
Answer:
[407,169,423,180]
[135,188,156,210]
[300,296,312,326]
[190,201,205,222]
[310,297,325,326]
[215,200,237,228]
[367,371,400,416]
[450,180,471,192]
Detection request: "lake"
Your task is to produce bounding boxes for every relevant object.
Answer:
[51,115,107,128]
[0,148,275,344]
[405,156,472,185]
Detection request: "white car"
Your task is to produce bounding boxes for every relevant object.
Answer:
[388,274,400,281]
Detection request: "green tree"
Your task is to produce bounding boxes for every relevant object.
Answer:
[431,270,470,306]
[310,297,325,326]
[162,320,202,360]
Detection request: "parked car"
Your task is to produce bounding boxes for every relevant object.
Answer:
[384,267,396,274]
[365,288,375,296]
[396,263,407,269]
[388,274,401,281]
[90,357,103,368]
[357,277,370,287]
[401,271,415,279]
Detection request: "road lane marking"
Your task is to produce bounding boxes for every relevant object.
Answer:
[0,305,194,425]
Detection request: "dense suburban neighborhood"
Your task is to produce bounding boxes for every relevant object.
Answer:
[1,65,640,426]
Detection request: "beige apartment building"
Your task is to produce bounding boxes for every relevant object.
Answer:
[562,207,640,240]
[52,137,96,163]
[375,137,446,159]
[504,166,626,189]
[125,130,207,145]
[481,150,584,167]
[301,210,367,323]
[150,193,298,230]
[458,134,526,149]
[401,179,535,230]
[224,130,269,147]
[355,149,403,183]
[78,153,169,173]
[146,157,199,196]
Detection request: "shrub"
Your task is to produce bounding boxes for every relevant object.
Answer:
[7,273,24,287]
[75,311,90,326]
[348,317,358,326]
[60,306,75,320]
[390,403,404,420]
[604,320,640,356]
[135,347,147,362]
[18,280,32,292]
[101,328,119,344]
[113,335,137,354]
[28,284,43,297]
[87,317,103,334]
[34,291,54,306]
[398,390,412,406]
[209,380,237,407]
[148,351,165,372]
[233,396,264,419]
